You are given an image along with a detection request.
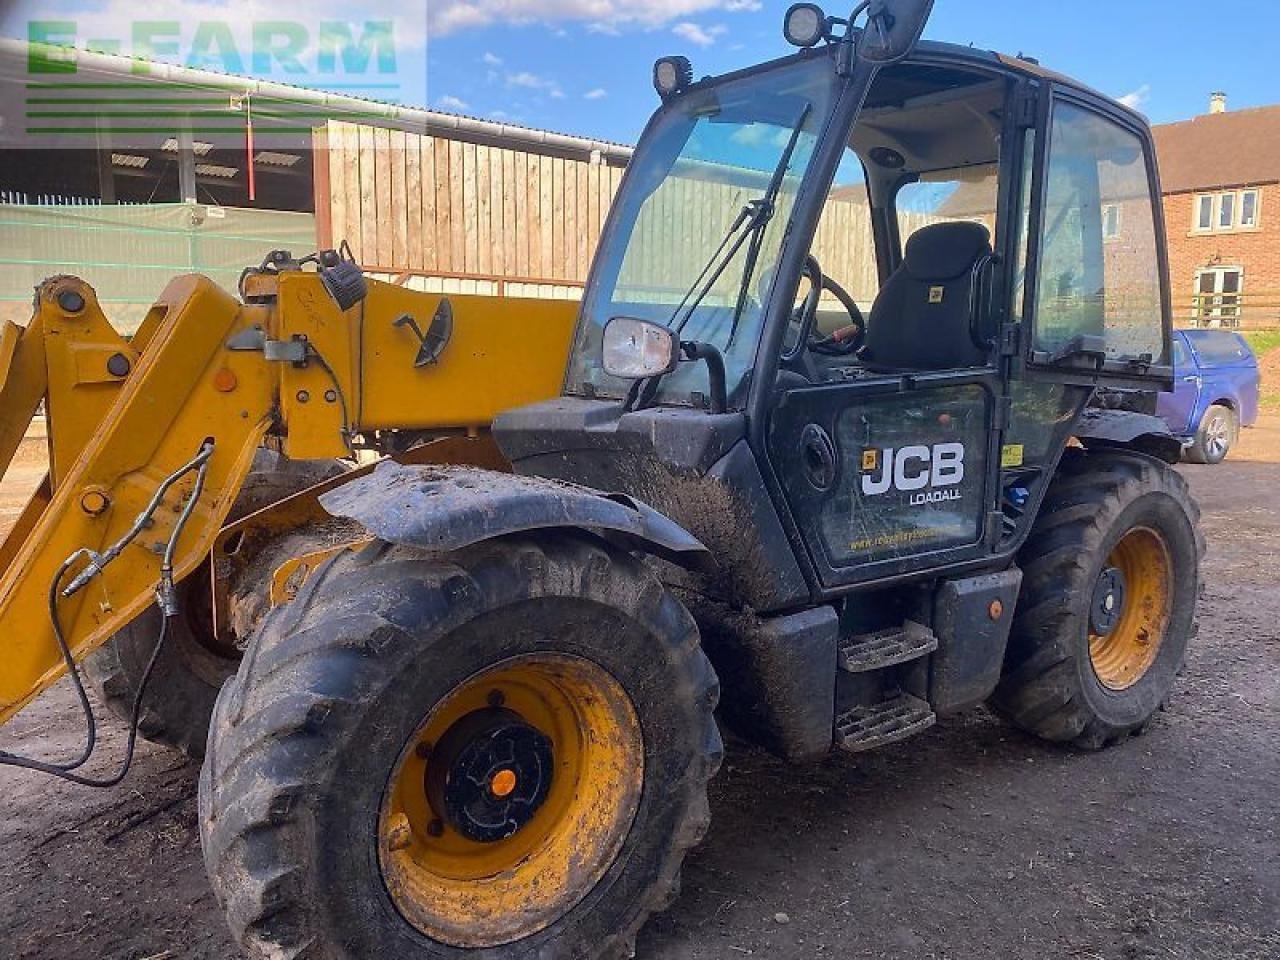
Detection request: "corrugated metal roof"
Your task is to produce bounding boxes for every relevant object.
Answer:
[0,36,634,164]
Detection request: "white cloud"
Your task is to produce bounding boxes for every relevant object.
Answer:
[1118,84,1151,110]
[437,94,469,110]
[427,0,759,36]
[584,87,608,100]
[506,70,564,99]
[672,21,727,47]
[481,51,503,66]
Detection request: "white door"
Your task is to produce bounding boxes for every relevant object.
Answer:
[1195,267,1243,328]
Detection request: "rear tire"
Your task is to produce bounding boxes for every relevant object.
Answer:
[1186,403,1236,464]
[199,533,721,960]
[83,451,347,759]
[993,450,1203,749]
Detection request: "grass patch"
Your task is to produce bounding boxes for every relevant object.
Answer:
[1242,330,1280,357]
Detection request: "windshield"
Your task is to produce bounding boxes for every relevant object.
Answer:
[566,55,841,406]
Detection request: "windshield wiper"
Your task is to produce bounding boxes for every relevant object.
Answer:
[669,103,813,343]
[626,105,812,414]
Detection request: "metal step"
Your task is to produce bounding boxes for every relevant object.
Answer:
[839,620,938,673]
[835,693,936,754]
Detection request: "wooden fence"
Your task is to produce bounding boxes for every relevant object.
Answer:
[314,119,968,304]
[1181,289,1280,330]
[316,121,624,287]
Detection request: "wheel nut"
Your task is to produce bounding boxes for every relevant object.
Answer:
[296,389,310,403]
[385,812,413,851]
[324,389,338,403]
[79,488,111,516]
[487,690,505,708]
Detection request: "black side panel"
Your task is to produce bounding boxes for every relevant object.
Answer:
[929,568,1022,714]
[496,398,810,612]
[698,604,838,762]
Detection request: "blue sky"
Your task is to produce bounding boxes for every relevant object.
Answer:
[3,1,1274,146]
[426,0,1280,143]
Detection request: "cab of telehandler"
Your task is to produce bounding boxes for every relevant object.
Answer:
[496,3,1193,762]
[500,15,1176,610]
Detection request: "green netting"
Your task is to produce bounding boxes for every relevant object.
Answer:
[0,203,316,333]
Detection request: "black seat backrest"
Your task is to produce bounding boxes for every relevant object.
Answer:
[862,221,993,371]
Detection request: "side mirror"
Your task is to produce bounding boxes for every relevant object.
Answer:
[602,317,679,379]
[856,0,936,64]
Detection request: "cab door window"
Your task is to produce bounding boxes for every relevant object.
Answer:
[1032,102,1164,362]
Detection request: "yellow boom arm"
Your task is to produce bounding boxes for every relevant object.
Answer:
[0,267,577,725]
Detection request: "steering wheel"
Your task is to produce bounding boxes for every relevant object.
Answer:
[803,258,866,357]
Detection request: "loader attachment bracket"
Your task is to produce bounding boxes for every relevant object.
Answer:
[318,461,712,569]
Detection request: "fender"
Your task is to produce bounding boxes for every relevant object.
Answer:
[1074,408,1182,464]
[318,460,712,568]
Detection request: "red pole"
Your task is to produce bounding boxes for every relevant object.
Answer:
[245,95,256,202]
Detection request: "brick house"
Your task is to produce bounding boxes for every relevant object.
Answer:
[1152,96,1280,328]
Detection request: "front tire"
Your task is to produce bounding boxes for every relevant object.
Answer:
[199,533,721,960]
[1186,403,1236,464]
[993,450,1203,749]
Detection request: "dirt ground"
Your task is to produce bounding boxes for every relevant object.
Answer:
[1,420,1277,960]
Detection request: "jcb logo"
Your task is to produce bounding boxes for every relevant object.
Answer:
[861,443,965,504]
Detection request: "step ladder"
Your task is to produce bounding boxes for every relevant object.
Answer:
[835,693,936,753]
[838,619,938,673]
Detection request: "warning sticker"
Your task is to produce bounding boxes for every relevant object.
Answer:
[1001,443,1025,468]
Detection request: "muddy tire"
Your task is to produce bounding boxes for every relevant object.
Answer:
[1185,403,1236,465]
[199,533,721,960]
[83,451,347,759]
[993,449,1203,749]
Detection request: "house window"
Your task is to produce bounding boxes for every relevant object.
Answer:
[1194,267,1243,328]
[1102,203,1122,240]
[1196,195,1214,231]
[1240,189,1259,228]
[1192,188,1262,233]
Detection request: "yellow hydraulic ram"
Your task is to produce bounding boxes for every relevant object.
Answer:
[0,257,578,725]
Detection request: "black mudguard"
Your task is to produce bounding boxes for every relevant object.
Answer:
[1074,408,1182,464]
[318,461,711,569]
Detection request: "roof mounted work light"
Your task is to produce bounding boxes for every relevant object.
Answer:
[784,3,828,47]
[653,56,693,99]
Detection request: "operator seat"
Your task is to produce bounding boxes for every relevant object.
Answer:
[861,220,993,371]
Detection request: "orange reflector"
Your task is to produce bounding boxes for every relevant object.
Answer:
[490,768,518,798]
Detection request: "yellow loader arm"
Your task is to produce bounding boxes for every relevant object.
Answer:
[0,261,577,725]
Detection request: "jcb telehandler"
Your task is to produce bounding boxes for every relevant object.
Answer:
[0,2,1202,957]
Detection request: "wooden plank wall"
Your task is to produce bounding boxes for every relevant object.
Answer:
[319,120,624,284]
[316,119,980,304]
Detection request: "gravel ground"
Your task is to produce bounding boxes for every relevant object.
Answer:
[0,417,1277,960]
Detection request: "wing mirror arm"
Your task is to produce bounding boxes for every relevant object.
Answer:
[681,341,727,414]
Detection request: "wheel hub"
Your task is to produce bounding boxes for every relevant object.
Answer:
[426,708,554,843]
[1089,565,1127,637]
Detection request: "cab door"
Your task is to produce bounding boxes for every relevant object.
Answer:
[763,69,1030,592]
[1019,92,1173,391]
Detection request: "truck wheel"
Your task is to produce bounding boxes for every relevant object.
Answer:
[199,533,721,960]
[1185,403,1236,464]
[993,450,1203,749]
[83,451,347,759]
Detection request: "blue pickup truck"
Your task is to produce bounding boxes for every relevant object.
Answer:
[1156,329,1260,464]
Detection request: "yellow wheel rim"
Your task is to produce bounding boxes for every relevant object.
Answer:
[1088,527,1173,691]
[378,654,643,948]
